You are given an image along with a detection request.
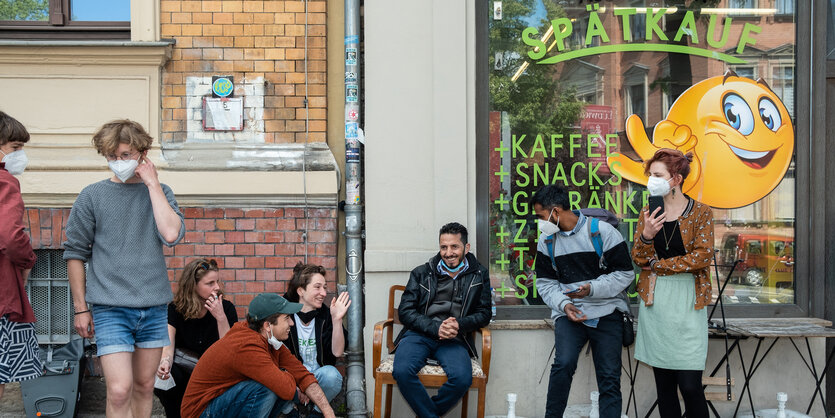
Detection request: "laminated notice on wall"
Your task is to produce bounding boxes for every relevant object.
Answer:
[203,97,244,131]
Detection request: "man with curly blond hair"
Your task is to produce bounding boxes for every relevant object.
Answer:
[64,120,185,417]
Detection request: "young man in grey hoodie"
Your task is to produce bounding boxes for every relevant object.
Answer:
[532,185,634,418]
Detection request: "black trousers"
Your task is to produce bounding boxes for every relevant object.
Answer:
[153,363,192,418]
[652,367,709,418]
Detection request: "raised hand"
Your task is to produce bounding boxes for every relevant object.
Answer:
[330,291,351,321]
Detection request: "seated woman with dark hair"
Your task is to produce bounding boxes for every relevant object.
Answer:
[283,263,350,417]
[153,258,238,418]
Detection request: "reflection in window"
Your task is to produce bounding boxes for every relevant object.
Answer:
[0,0,130,39]
[733,66,756,79]
[772,66,794,115]
[629,13,646,42]
[729,0,757,8]
[775,0,794,15]
[0,0,48,21]
[71,0,130,22]
[624,65,648,122]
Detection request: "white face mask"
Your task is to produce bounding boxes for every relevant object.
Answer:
[537,208,561,236]
[267,327,284,351]
[646,176,672,197]
[109,159,139,182]
[1,149,28,175]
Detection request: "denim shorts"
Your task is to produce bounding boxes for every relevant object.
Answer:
[91,304,170,356]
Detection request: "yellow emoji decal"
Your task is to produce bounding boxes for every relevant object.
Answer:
[607,71,794,209]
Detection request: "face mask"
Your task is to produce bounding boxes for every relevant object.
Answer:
[537,208,561,236]
[109,159,139,182]
[441,259,466,273]
[1,149,28,175]
[267,327,284,351]
[646,176,672,197]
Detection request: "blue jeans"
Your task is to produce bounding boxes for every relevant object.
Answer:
[200,380,293,418]
[546,311,623,418]
[302,365,342,412]
[392,330,472,418]
[91,304,169,356]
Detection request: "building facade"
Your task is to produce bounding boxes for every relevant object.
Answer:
[0,0,344,321]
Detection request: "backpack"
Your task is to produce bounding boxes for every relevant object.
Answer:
[546,208,618,271]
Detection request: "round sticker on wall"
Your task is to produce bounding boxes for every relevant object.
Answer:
[212,77,234,98]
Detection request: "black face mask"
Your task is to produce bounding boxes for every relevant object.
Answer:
[296,310,317,324]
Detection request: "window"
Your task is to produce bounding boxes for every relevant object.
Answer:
[629,12,646,42]
[484,0,798,315]
[623,65,649,123]
[0,0,130,39]
[772,66,795,115]
[775,0,794,15]
[728,0,756,8]
[732,66,757,79]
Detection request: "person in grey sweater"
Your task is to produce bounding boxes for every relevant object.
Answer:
[64,120,184,418]
[532,185,633,418]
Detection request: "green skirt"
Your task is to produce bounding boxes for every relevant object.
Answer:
[634,272,708,370]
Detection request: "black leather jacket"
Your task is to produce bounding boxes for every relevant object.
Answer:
[393,253,492,358]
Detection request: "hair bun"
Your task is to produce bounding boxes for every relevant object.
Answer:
[684,151,694,163]
[293,261,305,273]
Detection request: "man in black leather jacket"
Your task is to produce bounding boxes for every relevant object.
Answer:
[391,222,492,418]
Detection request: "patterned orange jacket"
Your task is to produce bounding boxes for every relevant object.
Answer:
[632,197,714,310]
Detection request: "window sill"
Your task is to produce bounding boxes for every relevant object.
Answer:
[0,40,173,65]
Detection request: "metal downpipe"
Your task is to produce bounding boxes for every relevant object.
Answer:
[344,0,367,416]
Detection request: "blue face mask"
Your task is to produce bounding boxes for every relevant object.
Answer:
[442,259,466,273]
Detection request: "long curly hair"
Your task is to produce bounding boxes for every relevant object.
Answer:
[173,258,221,320]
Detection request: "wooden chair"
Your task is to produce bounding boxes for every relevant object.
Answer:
[372,285,492,418]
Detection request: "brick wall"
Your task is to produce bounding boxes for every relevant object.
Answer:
[160,0,327,144]
[23,206,338,320]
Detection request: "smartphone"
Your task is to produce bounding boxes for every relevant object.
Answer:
[563,288,581,295]
[648,195,664,217]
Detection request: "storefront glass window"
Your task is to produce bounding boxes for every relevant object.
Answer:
[487,0,797,308]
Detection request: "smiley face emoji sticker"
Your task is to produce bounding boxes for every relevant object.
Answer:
[607,71,794,209]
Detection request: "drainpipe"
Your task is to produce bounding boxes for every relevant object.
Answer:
[344,0,367,416]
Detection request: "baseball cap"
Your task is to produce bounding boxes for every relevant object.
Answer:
[248,293,303,321]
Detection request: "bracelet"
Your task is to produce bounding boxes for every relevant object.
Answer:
[74,309,90,315]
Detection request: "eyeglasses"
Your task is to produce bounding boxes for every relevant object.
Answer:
[105,151,140,162]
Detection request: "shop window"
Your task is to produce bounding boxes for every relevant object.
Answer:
[0,0,130,39]
[484,0,798,315]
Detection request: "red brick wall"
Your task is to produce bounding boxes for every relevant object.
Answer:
[23,206,337,320]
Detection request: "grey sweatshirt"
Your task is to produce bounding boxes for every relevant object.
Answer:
[534,211,634,321]
[63,179,185,308]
